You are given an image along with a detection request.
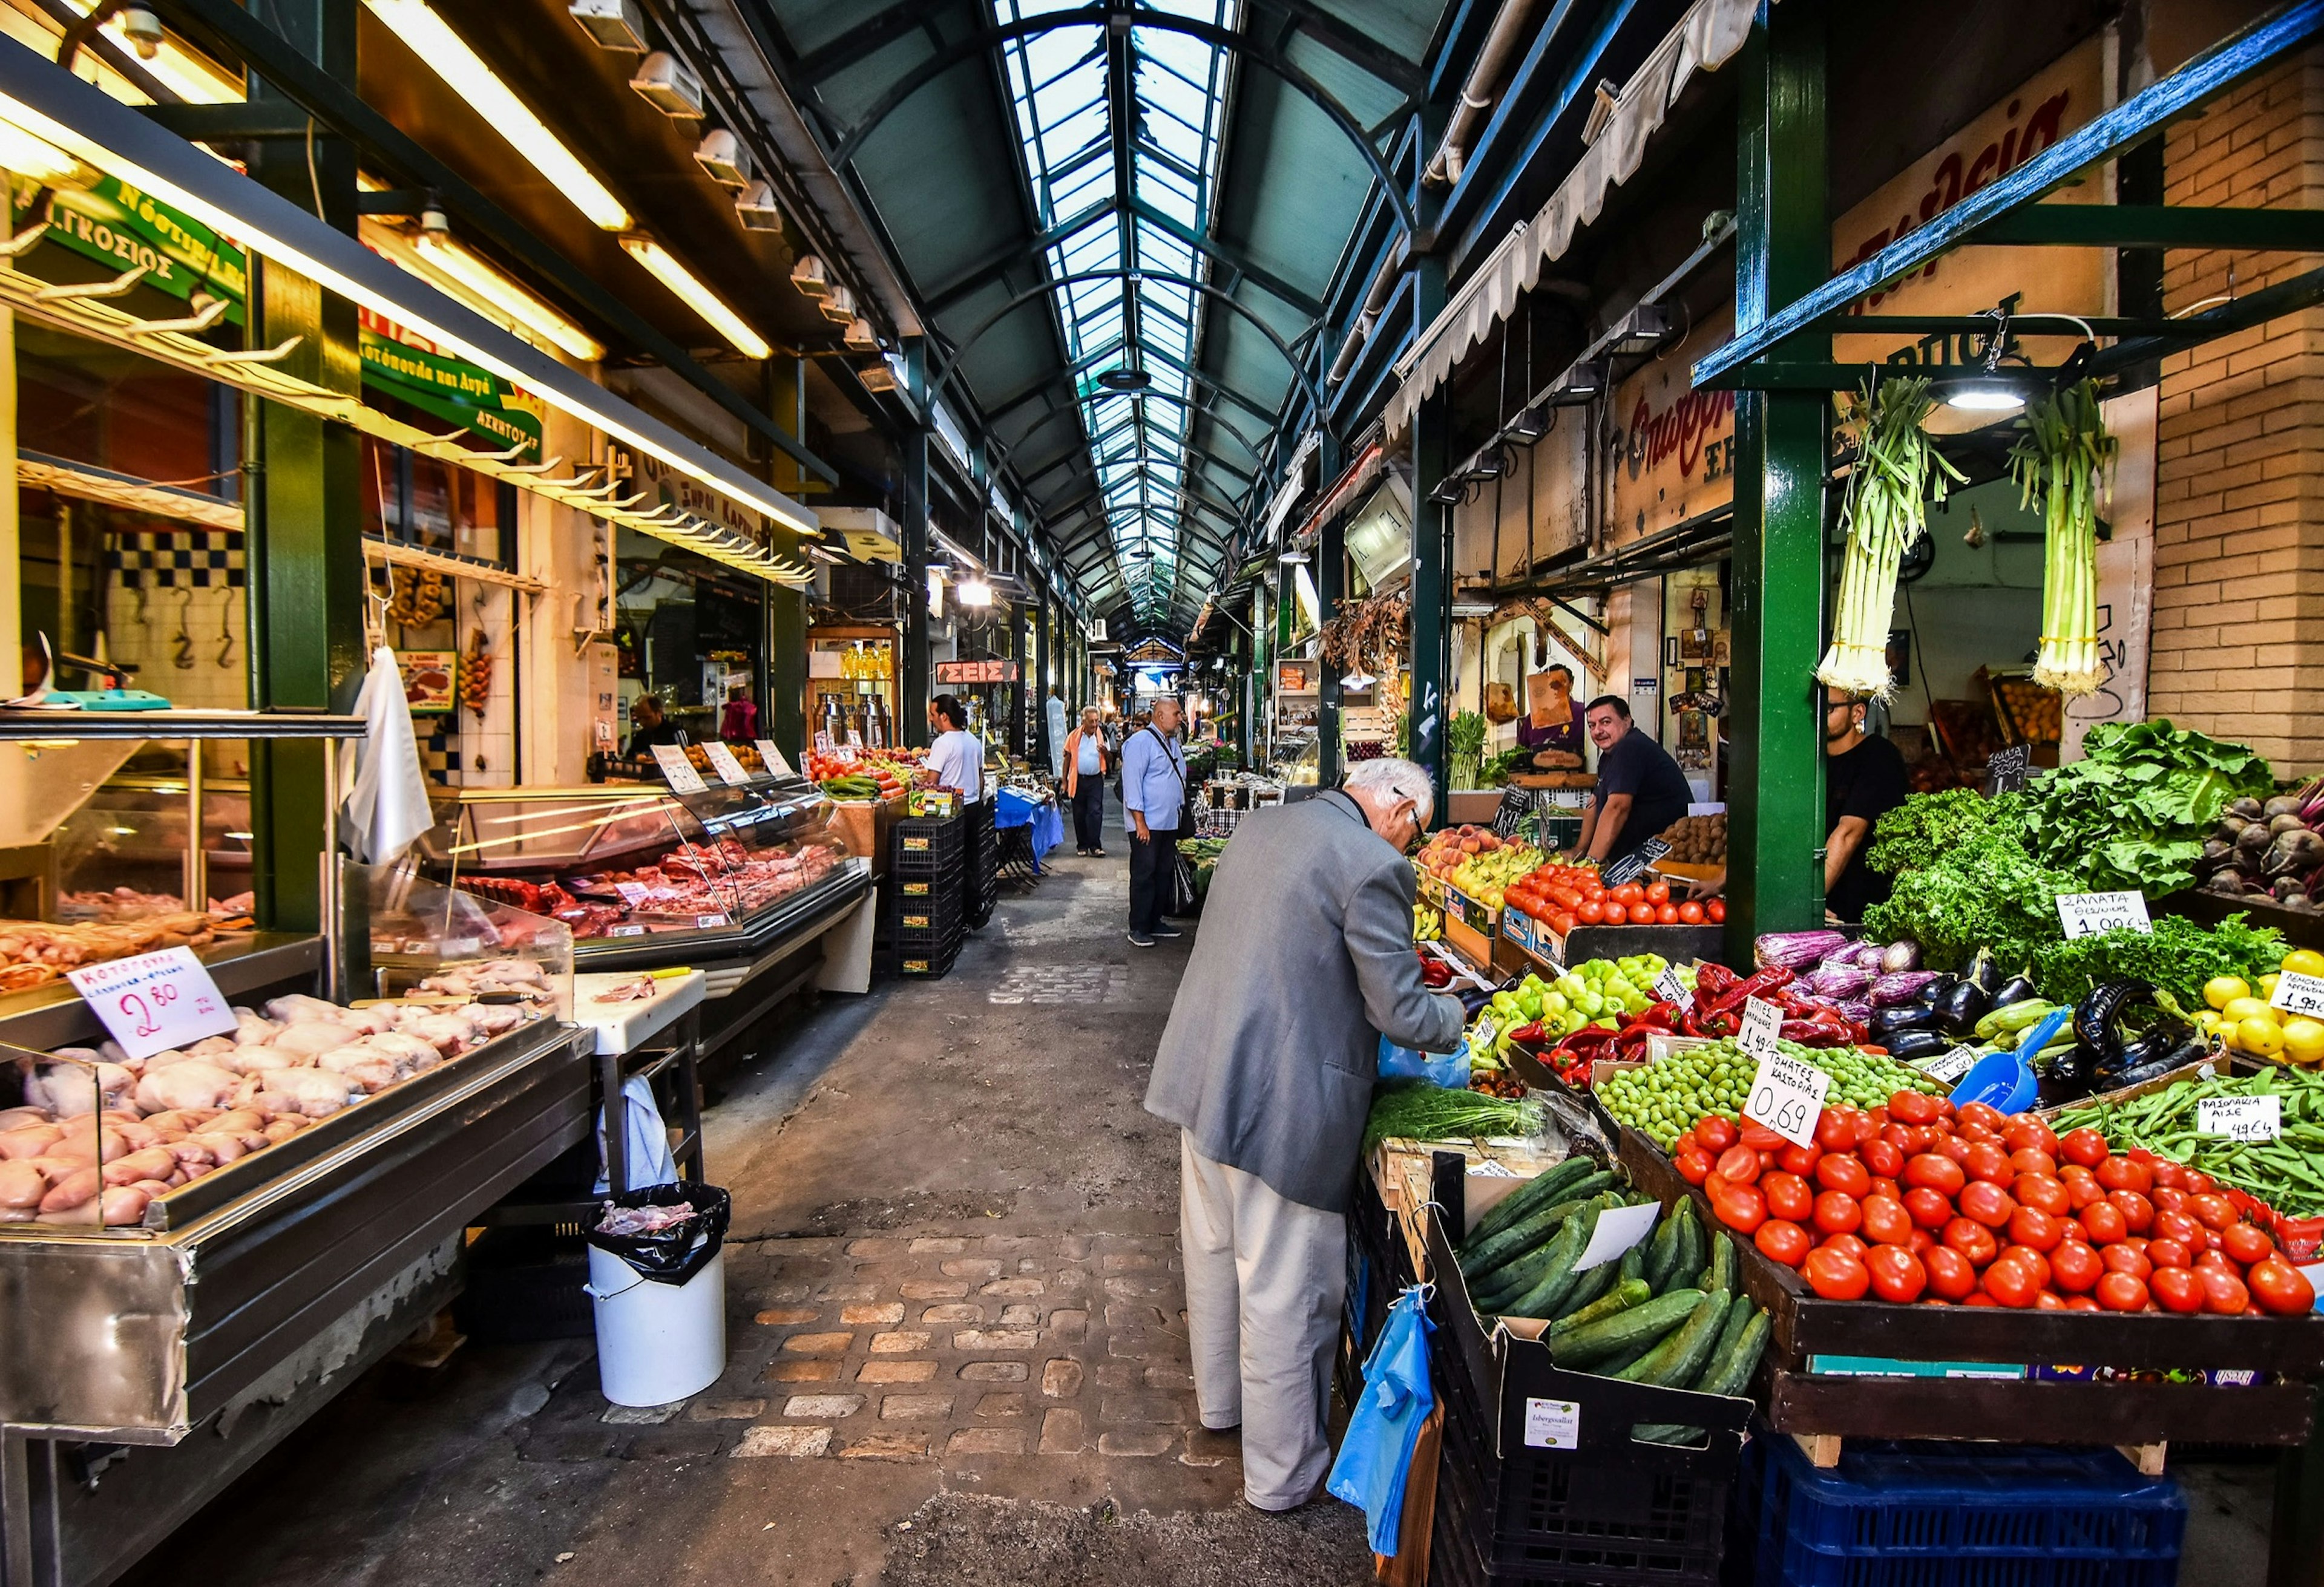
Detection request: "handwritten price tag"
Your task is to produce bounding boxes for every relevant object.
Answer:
[1923,1046,1980,1085]
[2273,971,2324,1018]
[1601,838,1672,889]
[1745,1049,1831,1148]
[1653,967,1689,1006]
[702,742,752,785]
[1738,994,1782,1061]
[649,744,708,794]
[2199,1095,2282,1142]
[753,739,795,779]
[2056,891,2151,939]
[67,946,236,1060]
[613,882,649,907]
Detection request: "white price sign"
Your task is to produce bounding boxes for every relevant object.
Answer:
[2273,972,2324,1018]
[1922,1046,1980,1085]
[1738,995,1783,1061]
[1745,1050,1832,1149]
[1523,1397,1580,1450]
[1653,967,1689,1006]
[701,742,752,785]
[2055,891,2152,938]
[613,882,649,907]
[2199,1095,2282,1142]
[753,739,795,778]
[649,744,709,794]
[1572,1201,1663,1274]
[66,946,237,1060]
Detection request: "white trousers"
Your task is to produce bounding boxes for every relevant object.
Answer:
[1178,1131,1348,1510]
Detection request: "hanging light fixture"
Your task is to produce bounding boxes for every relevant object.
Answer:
[1946,305,2027,413]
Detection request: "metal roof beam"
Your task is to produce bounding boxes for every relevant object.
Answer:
[925,197,1116,314]
[1974,203,2324,251]
[1128,197,1321,316]
[1697,0,2324,385]
[791,0,938,82]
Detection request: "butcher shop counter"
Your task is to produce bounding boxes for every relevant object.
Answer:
[0,955,597,1587]
[416,779,873,977]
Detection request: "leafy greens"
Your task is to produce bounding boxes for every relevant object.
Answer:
[2017,721,2274,895]
[2031,912,2286,1009]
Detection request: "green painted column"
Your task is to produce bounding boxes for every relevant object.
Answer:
[900,342,931,748]
[766,357,807,762]
[1727,0,1830,954]
[245,0,362,935]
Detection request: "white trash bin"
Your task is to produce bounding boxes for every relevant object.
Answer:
[586,1241,726,1406]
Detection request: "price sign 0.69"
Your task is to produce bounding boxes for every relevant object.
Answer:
[1745,1050,1831,1149]
[66,946,237,1060]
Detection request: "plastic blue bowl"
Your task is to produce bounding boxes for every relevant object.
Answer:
[1951,1050,2038,1114]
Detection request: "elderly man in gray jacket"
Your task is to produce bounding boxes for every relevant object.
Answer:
[1144,757,1464,1511]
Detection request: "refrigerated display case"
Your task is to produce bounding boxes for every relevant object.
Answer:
[50,773,255,921]
[420,774,872,973]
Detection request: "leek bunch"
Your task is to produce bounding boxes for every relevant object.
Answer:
[2009,380,2118,699]
[1817,377,1961,698]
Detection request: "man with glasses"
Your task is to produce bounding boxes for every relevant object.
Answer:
[1144,756,1464,1513]
[1122,695,1190,947]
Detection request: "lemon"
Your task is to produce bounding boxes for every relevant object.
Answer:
[2238,1016,2288,1058]
[2283,1017,2324,1065]
[2206,975,2252,1010]
[2223,996,2275,1025]
[2260,973,2282,998]
[2285,949,2324,978]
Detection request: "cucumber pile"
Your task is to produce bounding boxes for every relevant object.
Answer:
[1454,1156,1770,1412]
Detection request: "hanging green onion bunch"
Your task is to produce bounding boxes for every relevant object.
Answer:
[2009,379,2118,699]
[1817,376,1961,698]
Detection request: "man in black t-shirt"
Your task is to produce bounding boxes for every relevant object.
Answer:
[1823,690,1911,921]
[1577,696,1693,865]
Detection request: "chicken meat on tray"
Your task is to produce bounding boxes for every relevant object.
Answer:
[0,980,553,1228]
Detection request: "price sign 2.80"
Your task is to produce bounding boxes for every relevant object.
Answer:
[65,946,238,1061]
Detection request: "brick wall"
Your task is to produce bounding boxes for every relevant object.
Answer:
[2152,47,2324,773]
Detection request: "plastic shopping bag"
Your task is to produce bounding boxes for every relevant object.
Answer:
[1377,1033,1469,1089]
[1326,1285,1436,1556]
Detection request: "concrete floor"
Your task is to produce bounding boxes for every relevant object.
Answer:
[110,810,2288,1586]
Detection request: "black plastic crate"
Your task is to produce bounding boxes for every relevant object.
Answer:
[893,940,960,978]
[890,866,963,898]
[1423,1205,1747,1586]
[887,891,965,934]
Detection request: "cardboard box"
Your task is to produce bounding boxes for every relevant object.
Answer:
[830,792,907,877]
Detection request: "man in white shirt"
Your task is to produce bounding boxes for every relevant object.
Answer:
[926,695,983,803]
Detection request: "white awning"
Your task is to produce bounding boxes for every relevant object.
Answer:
[1387,0,1756,437]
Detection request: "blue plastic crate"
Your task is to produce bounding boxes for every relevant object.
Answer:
[1745,1435,2186,1587]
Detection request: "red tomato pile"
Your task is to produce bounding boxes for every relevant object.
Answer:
[1506,860,1725,937]
[1673,1091,2318,1315]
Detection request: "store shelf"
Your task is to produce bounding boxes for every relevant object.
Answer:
[0,710,366,741]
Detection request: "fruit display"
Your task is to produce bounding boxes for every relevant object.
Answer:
[2205,949,2324,1064]
[1667,1089,2316,1315]
[806,746,925,787]
[1410,828,1544,912]
[1413,903,1441,943]
[1656,812,1727,864]
[1598,1036,1945,1152]
[1506,859,1722,934]
[1990,672,2064,744]
[1451,1156,1770,1418]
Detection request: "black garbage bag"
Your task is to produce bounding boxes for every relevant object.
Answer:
[585,1180,731,1287]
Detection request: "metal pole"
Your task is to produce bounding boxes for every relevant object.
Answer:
[1727,0,1830,951]
[183,744,205,914]
[320,739,341,1001]
[901,344,932,747]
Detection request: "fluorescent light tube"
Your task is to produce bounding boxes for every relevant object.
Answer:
[619,235,769,359]
[361,0,631,232]
[413,231,605,361]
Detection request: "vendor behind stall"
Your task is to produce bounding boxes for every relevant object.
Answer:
[1575,696,1691,866]
[1517,664,1586,762]
[927,694,984,803]
[625,695,684,758]
[1822,689,1909,922]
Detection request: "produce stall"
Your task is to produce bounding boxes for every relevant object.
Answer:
[0,713,600,1587]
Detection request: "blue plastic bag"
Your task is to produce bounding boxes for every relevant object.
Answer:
[1327,1285,1436,1556]
[1378,1033,1469,1088]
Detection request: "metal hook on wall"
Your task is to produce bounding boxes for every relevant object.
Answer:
[216,596,235,670]
[172,587,195,670]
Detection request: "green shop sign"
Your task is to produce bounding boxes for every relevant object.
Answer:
[19,174,250,319]
[359,322,543,460]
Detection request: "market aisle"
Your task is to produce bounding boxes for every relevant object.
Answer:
[121,822,1377,1587]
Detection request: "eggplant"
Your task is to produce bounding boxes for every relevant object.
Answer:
[1989,975,2038,1013]
[1908,973,1957,1009]
[2035,1048,2095,1107]
[2096,1022,2187,1081]
[1885,1029,1953,1063]
[2074,979,2155,1066]
[1932,978,1992,1038]
[2111,1038,2205,1090]
[1963,947,2003,998]
[1869,1005,1944,1044]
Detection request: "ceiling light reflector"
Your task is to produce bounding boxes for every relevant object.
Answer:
[412,229,605,361]
[620,235,770,358]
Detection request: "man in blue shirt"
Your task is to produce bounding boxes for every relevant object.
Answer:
[1121,695,1189,947]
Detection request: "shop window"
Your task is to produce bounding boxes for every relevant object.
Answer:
[362,433,516,564]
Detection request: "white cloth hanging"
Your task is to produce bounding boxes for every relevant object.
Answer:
[340,645,436,865]
[594,1075,678,1194]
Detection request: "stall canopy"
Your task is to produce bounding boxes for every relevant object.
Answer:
[0,36,817,585]
[1385,0,1755,437]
